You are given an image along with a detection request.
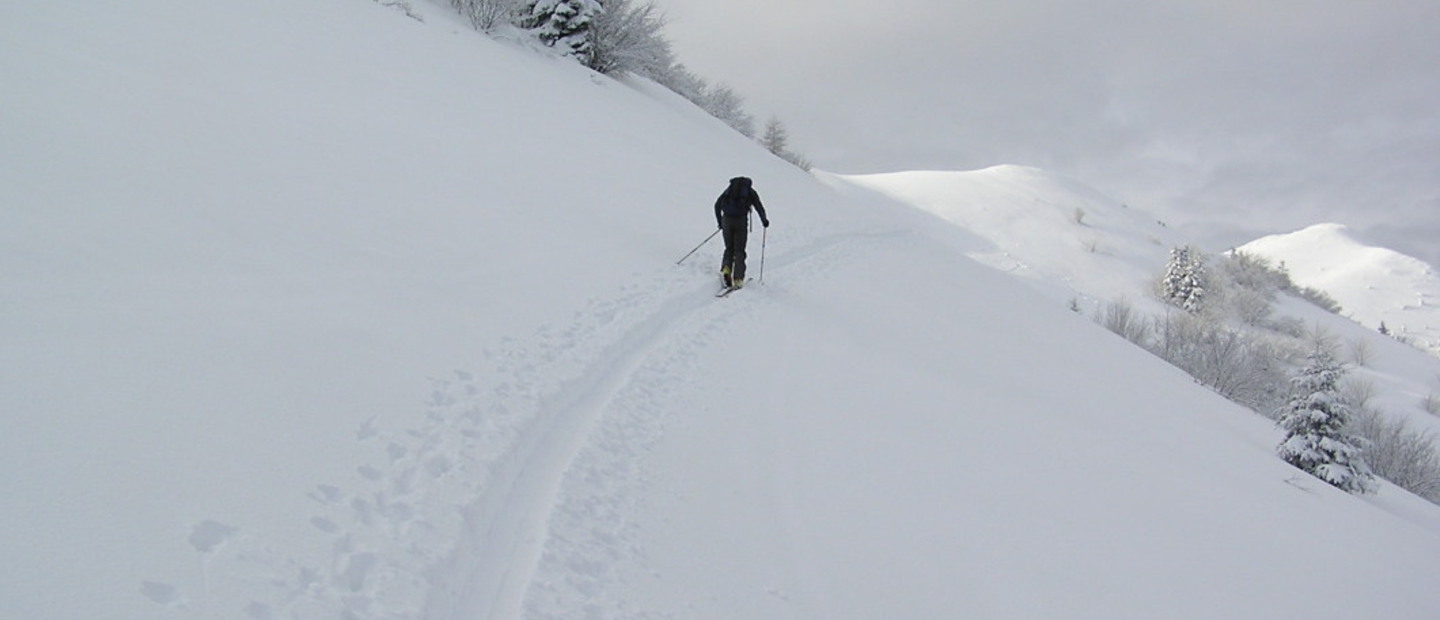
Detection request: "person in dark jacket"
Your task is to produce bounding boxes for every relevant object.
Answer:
[714,176,769,288]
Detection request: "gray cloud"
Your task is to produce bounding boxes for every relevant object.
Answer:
[653,0,1440,265]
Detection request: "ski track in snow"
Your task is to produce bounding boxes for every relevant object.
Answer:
[428,287,715,620]
[144,224,908,620]
[432,227,905,620]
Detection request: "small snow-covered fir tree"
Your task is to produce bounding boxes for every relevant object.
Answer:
[1276,349,1377,494]
[757,116,811,170]
[761,117,789,157]
[526,0,602,62]
[1161,245,1207,313]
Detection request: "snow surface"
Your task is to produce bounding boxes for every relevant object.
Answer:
[1241,223,1440,358]
[836,166,1184,310]
[5,1,1440,619]
[838,171,1440,437]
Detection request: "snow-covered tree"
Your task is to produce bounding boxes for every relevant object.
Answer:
[1161,245,1207,313]
[652,62,705,103]
[756,116,812,170]
[587,0,672,77]
[699,84,754,138]
[761,117,789,157]
[1276,349,1377,494]
[526,0,602,62]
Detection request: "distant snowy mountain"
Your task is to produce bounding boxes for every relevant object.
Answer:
[6,2,1440,620]
[1241,223,1440,358]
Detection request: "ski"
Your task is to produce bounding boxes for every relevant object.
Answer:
[715,279,749,297]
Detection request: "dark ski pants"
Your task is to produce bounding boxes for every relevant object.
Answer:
[720,216,749,282]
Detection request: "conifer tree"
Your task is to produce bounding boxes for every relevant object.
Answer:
[1161,245,1207,313]
[758,116,812,170]
[761,117,789,158]
[1276,349,1377,494]
[527,0,602,62]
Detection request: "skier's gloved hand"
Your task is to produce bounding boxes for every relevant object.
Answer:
[762,218,770,228]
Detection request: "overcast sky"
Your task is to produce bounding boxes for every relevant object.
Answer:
[649,0,1440,267]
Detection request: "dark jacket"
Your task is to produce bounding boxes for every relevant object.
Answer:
[714,177,769,228]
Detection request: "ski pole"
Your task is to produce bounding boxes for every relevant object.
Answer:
[758,226,767,283]
[676,229,720,265]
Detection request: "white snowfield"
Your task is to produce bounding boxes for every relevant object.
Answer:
[4,2,1440,620]
[1242,223,1440,358]
[840,168,1440,441]
[839,165,1185,309]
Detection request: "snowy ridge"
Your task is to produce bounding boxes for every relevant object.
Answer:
[7,1,1440,619]
[1241,223,1440,358]
[837,165,1182,308]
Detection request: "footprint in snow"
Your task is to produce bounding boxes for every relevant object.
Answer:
[139,580,184,606]
[188,519,237,554]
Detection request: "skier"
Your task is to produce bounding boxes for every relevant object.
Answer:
[714,176,769,288]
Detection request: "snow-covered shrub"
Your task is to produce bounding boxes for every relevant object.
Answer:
[451,0,523,31]
[377,0,423,21]
[645,61,703,102]
[635,62,761,141]
[1348,407,1440,503]
[1213,249,1341,316]
[1223,286,1274,327]
[1267,315,1307,339]
[1348,337,1374,367]
[1340,377,1376,409]
[442,0,765,143]
[1099,298,1149,346]
[696,84,755,138]
[1151,311,1288,413]
[1277,350,1377,494]
[1206,251,1283,327]
[1216,251,1289,296]
[1296,286,1343,314]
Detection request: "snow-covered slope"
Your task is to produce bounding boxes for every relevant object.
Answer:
[837,166,1182,309]
[838,170,1440,437]
[5,2,1440,620]
[1241,223,1440,358]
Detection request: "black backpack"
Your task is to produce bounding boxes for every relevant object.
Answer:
[718,177,753,218]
